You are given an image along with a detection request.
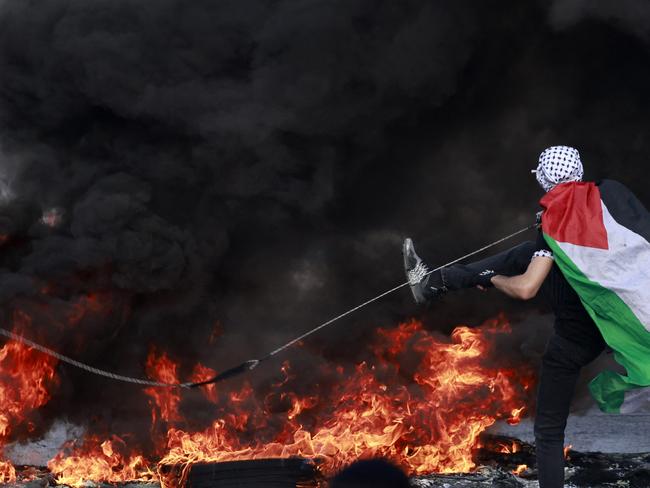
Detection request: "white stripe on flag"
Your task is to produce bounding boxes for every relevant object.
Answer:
[620,387,650,414]
[555,201,650,332]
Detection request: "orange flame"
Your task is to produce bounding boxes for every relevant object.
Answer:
[0,319,58,483]
[190,364,219,404]
[3,314,536,486]
[156,317,535,485]
[0,460,16,484]
[507,406,526,425]
[512,463,528,476]
[564,444,572,460]
[47,436,156,487]
[498,440,521,454]
[143,349,182,427]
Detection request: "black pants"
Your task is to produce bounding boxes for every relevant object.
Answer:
[441,241,537,290]
[443,241,605,487]
[535,334,604,488]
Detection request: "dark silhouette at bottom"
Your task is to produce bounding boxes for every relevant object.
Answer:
[330,459,410,488]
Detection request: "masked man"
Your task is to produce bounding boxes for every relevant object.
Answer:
[403,146,650,488]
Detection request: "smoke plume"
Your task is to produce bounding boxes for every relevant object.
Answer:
[1,0,649,448]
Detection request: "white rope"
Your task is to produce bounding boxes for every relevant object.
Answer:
[0,224,535,388]
[0,327,192,388]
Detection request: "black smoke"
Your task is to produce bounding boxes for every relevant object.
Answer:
[0,0,649,450]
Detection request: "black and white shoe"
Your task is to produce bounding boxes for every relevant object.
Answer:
[402,238,446,305]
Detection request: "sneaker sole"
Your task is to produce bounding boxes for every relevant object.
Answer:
[403,238,426,304]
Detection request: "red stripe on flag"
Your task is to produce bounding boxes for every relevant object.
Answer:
[540,182,609,250]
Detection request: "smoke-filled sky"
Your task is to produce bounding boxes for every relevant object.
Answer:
[1,0,650,438]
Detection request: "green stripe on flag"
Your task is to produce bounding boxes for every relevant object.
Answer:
[543,233,650,413]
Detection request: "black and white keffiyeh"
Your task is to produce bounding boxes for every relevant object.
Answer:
[532,145,583,192]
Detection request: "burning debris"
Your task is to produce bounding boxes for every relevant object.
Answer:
[4,436,650,487]
[0,304,646,487]
[0,332,58,484]
[151,316,534,487]
[0,316,539,487]
[412,435,650,488]
[47,437,156,487]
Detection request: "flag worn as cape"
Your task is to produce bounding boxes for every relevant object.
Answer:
[540,179,650,414]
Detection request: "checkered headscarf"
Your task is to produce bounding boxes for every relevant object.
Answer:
[532,145,583,192]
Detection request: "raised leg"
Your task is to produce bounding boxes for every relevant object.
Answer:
[441,241,537,290]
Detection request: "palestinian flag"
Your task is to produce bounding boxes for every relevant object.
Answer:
[540,179,650,414]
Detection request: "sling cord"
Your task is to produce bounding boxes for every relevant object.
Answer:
[0,224,535,389]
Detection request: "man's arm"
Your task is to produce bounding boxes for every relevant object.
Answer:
[489,256,553,300]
